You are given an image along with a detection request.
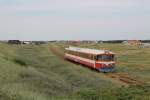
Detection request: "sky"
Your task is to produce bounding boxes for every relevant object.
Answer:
[0,0,150,40]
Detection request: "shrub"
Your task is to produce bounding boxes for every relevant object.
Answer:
[13,58,27,67]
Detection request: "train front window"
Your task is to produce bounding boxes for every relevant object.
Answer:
[97,55,114,61]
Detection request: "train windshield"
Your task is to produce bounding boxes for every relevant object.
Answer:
[96,55,114,61]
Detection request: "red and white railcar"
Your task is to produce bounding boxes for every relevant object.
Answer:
[65,46,116,72]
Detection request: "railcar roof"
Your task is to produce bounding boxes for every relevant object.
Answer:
[65,46,115,55]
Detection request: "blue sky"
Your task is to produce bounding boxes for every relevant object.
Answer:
[0,0,150,40]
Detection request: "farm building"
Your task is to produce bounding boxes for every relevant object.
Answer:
[22,41,31,44]
[140,43,150,48]
[67,40,81,45]
[8,40,21,44]
[122,40,142,45]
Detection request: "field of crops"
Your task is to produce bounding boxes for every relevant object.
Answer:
[0,42,150,100]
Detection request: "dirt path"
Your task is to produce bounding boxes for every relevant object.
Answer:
[49,45,145,86]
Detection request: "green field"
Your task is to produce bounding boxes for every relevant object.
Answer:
[0,43,150,100]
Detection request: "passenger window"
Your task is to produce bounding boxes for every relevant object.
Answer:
[98,55,102,61]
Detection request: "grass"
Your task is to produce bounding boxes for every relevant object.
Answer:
[0,43,150,100]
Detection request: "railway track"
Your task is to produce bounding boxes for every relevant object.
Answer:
[49,46,64,59]
[49,45,145,86]
[105,73,145,86]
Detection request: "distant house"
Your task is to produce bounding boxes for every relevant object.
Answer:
[8,40,21,44]
[122,40,142,45]
[22,41,31,44]
[140,43,150,48]
[67,41,81,45]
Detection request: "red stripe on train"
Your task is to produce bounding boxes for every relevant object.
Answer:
[65,55,102,69]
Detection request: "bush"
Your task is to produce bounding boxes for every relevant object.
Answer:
[13,58,27,66]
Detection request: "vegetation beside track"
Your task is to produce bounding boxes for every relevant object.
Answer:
[0,43,150,100]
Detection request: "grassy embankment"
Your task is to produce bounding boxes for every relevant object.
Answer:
[0,43,150,100]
